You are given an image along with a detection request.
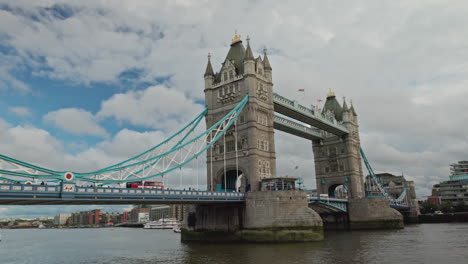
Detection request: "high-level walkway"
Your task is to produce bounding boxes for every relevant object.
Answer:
[273,93,349,137]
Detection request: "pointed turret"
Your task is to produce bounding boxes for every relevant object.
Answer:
[204,53,214,77]
[243,35,255,75]
[221,31,246,76]
[342,97,349,112]
[322,90,343,121]
[244,36,254,61]
[263,48,272,70]
[350,101,357,116]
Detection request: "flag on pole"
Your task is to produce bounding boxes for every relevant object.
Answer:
[317,99,323,102]
[298,89,305,92]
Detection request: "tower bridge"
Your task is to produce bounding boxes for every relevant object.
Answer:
[0,33,419,242]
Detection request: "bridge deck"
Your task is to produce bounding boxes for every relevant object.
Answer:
[0,183,245,205]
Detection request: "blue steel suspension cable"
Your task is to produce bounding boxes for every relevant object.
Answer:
[0,108,208,181]
[360,147,407,205]
[74,95,249,183]
[75,108,208,175]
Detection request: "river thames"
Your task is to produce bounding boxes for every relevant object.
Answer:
[1,223,467,264]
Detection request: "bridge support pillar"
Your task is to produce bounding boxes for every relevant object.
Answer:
[242,190,323,242]
[181,190,323,242]
[348,197,404,229]
[405,199,421,223]
[181,203,245,242]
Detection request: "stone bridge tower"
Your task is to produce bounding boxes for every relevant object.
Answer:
[203,33,276,192]
[312,91,365,198]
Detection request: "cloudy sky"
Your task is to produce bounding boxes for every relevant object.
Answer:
[0,0,467,218]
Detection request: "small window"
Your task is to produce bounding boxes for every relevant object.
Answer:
[218,89,221,97]
[226,141,235,152]
[240,115,245,123]
[223,72,228,81]
[229,70,234,79]
[237,141,243,150]
[236,83,240,92]
[219,145,224,154]
[241,138,247,146]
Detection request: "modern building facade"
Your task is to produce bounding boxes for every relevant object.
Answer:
[149,205,186,221]
[129,207,150,223]
[430,161,468,205]
[149,205,171,221]
[449,161,468,181]
[70,209,101,225]
[54,213,71,225]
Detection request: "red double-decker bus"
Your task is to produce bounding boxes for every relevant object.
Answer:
[126,181,164,189]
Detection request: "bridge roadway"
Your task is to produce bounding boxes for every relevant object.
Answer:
[0,183,409,213]
[0,183,244,205]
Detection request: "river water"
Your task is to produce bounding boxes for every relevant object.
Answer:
[0,223,467,264]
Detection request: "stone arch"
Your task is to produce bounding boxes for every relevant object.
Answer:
[216,165,246,192]
[328,183,350,199]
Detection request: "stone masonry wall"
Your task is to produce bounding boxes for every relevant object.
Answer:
[183,204,244,231]
[348,197,403,229]
[244,190,323,229]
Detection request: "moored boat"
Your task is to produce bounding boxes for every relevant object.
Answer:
[144,218,180,229]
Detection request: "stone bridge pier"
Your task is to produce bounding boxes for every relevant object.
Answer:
[182,189,323,242]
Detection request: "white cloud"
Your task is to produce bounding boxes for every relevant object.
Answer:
[0,54,31,93]
[0,120,64,168]
[97,85,204,131]
[43,108,108,137]
[8,106,31,117]
[0,116,205,184]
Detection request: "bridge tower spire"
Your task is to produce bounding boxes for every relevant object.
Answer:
[204,33,277,192]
